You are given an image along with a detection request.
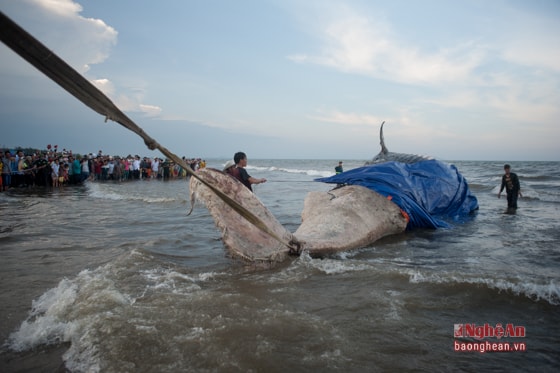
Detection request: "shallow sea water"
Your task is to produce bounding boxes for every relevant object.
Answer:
[0,159,559,372]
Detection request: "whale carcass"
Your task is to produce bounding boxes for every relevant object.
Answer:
[317,124,479,230]
[189,169,408,263]
[190,124,478,264]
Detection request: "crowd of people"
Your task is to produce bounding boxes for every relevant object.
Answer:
[1,148,206,191]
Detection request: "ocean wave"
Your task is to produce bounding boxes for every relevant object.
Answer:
[466,183,492,192]
[5,250,221,358]
[246,165,333,178]
[265,254,560,306]
[490,185,544,201]
[85,182,180,203]
[303,256,373,274]
[407,269,560,306]
[519,174,560,182]
[274,167,333,178]
[6,262,138,343]
[288,253,375,276]
[7,277,79,352]
[137,267,222,297]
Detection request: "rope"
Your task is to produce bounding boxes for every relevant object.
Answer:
[267,180,317,183]
[0,11,301,255]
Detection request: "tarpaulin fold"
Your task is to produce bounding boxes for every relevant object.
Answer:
[315,160,478,229]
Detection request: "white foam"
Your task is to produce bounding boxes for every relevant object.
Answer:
[6,254,220,371]
[246,164,333,178]
[296,252,373,275]
[173,327,207,342]
[85,182,178,203]
[407,269,560,305]
[385,290,403,321]
[7,265,133,372]
[8,278,78,351]
[139,268,201,295]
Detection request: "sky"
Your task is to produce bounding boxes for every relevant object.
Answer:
[1,0,559,161]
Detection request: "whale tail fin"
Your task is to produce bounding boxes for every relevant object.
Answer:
[365,121,388,164]
[379,121,388,155]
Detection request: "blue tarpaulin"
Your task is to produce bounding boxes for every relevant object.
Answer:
[315,160,478,229]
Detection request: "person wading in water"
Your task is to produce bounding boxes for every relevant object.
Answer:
[229,152,266,192]
[498,164,522,209]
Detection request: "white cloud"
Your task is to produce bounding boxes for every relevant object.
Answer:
[497,7,560,73]
[21,0,118,74]
[139,104,163,117]
[486,87,559,124]
[419,90,480,109]
[288,2,559,130]
[309,109,384,127]
[288,7,484,85]
[5,0,165,118]
[91,78,115,97]
[30,0,83,17]
[90,79,162,116]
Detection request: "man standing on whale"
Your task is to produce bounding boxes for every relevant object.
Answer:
[498,164,522,209]
[230,152,266,192]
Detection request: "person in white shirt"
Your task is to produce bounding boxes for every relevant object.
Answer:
[81,158,90,182]
[132,156,141,179]
[151,157,160,178]
[107,158,115,180]
[50,158,60,187]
